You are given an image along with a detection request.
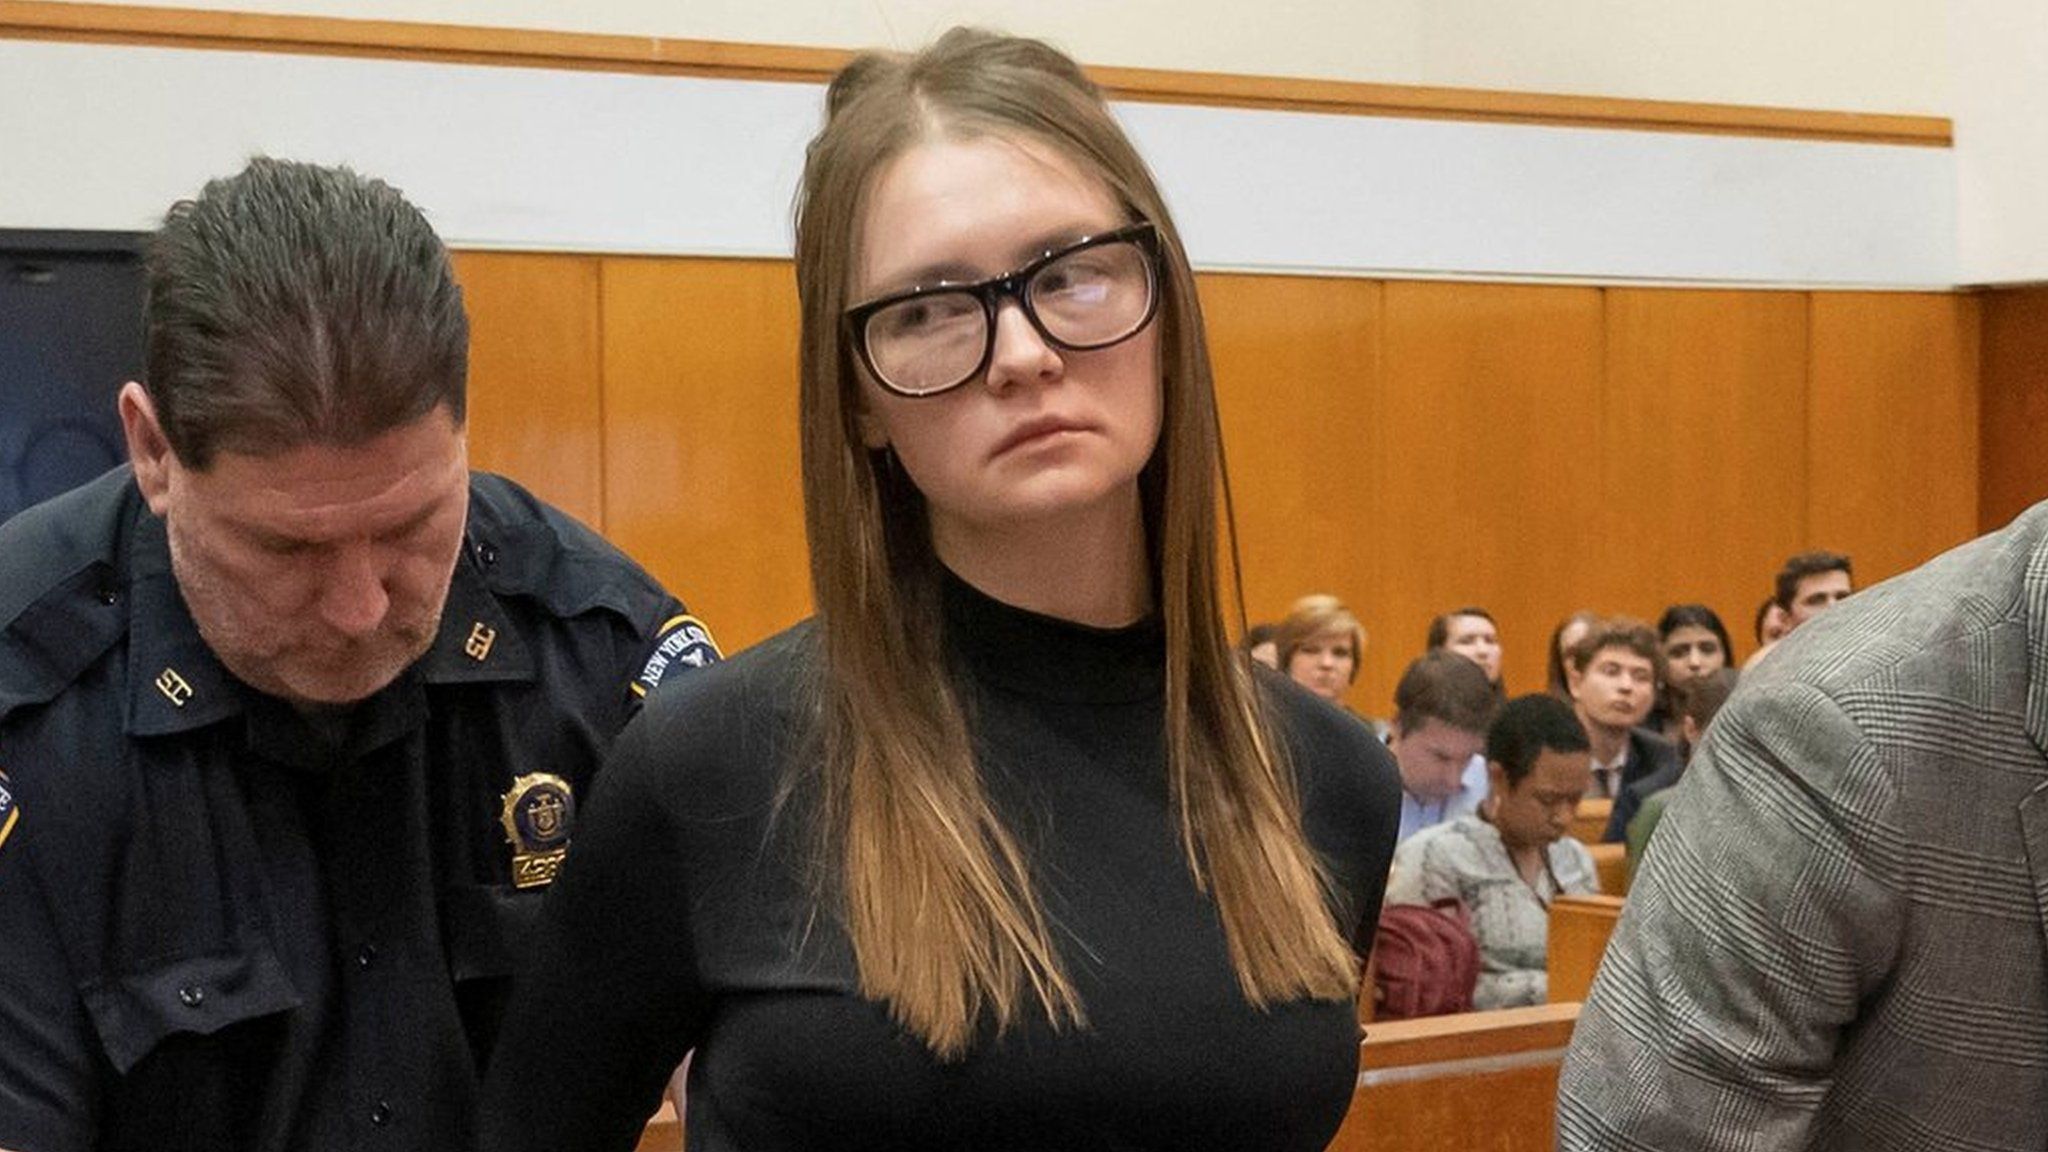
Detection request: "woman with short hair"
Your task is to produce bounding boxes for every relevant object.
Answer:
[1387,694,1600,1009]
[1274,592,1366,706]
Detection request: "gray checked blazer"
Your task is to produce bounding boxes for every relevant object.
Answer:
[1558,501,2048,1151]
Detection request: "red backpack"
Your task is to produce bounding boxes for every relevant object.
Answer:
[1370,897,1481,1019]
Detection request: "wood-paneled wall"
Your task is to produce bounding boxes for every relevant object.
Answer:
[1806,293,1980,584]
[1980,286,2048,535]
[452,252,1984,709]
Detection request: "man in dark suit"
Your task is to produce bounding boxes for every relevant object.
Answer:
[1561,617,1678,841]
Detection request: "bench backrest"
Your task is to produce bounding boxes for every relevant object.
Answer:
[1329,1002,1581,1152]
[1547,892,1625,1004]
[1569,797,1612,845]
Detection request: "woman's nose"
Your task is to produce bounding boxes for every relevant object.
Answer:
[984,300,1062,391]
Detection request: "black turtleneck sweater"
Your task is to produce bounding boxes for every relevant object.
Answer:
[481,578,1400,1151]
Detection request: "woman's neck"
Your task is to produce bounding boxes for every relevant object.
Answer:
[1504,838,1547,888]
[930,487,1150,628]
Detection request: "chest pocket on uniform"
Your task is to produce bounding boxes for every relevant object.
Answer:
[77,946,302,1075]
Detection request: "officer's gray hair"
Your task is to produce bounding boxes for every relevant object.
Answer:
[143,157,468,469]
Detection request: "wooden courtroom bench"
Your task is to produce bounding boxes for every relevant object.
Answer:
[1329,1002,1581,1152]
[1570,797,1611,845]
[1585,840,1629,897]
[1547,893,1625,1004]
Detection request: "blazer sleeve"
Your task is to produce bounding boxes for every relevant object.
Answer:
[1556,680,1904,1151]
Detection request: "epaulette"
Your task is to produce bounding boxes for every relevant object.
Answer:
[464,472,672,626]
[0,469,135,726]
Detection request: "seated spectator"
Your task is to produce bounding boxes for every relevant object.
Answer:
[1546,610,1600,699]
[1389,651,1501,842]
[1242,621,1280,670]
[1275,593,1366,708]
[1754,595,1789,649]
[1647,603,1731,743]
[1625,667,1738,873]
[1778,549,1855,629]
[1387,694,1599,1009]
[1428,606,1505,698]
[1745,551,1853,669]
[1562,618,1679,838]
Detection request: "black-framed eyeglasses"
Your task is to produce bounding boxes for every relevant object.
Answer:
[844,221,1163,398]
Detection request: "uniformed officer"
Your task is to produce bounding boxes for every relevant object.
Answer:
[0,158,719,1151]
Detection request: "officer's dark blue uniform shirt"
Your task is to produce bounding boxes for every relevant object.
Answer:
[0,467,719,1152]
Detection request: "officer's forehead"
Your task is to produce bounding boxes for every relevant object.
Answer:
[182,411,466,539]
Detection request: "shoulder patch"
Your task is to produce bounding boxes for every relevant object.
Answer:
[632,614,723,698]
[0,771,18,855]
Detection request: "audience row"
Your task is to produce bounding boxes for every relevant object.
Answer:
[1249,549,1855,1014]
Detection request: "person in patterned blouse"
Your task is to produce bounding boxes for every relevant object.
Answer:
[1386,694,1599,1008]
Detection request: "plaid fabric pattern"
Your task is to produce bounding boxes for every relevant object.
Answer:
[1558,501,2048,1151]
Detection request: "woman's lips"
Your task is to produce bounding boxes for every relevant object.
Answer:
[991,416,1089,457]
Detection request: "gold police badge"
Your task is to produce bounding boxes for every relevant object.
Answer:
[499,773,575,889]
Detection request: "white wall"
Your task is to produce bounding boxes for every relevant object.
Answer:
[1950,1,2048,284]
[65,0,1951,115]
[0,39,1956,286]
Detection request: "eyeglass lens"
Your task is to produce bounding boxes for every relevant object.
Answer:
[863,237,1155,396]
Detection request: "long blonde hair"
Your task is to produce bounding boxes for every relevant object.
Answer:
[793,28,1357,1059]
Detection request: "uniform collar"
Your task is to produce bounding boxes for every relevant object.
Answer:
[125,514,248,737]
[416,543,535,686]
[124,517,535,739]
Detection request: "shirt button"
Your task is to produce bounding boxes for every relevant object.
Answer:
[178,985,205,1008]
[357,944,379,969]
[370,1100,393,1126]
[96,588,118,606]
[475,542,498,565]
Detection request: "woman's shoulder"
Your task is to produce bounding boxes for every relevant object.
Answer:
[600,619,821,815]
[1255,665,1400,813]
[1253,667,1400,892]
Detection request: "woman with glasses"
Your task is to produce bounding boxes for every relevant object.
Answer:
[483,28,1400,1152]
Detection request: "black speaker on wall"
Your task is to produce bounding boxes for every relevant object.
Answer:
[0,229,148,526]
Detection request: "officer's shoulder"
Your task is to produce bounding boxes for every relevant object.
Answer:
[0,470,136,723]
[464,472,670,624]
